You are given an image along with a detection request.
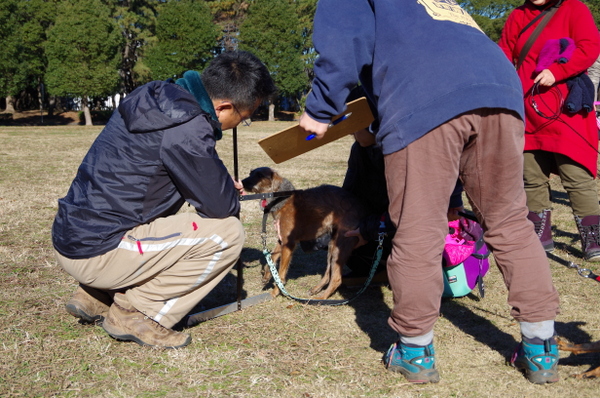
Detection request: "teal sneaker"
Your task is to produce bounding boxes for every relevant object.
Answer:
[511,337,559,384]
[383,341,440,383]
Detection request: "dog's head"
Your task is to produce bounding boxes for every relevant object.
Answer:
[242,167,289,194]
[242,167,294,193]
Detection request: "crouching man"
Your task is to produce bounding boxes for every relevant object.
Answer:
[52,51,276,348]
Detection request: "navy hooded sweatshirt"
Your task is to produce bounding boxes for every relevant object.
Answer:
[52,80,239,259]
[305,0,525,155]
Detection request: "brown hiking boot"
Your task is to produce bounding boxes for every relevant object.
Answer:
[102,293,191,349]
[65,284,113,323]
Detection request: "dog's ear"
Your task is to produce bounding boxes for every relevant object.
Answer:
[270,171,283,192]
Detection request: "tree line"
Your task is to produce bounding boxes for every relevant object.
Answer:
[1,0,598,125]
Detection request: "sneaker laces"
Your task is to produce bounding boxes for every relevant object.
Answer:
[581,224,600,250]
[532,215,547,238]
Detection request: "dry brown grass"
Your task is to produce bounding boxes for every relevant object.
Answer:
[1,122,600,397]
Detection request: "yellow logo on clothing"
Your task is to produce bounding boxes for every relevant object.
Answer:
[417,0,483,32]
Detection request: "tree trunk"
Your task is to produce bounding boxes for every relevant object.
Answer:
[268,102,275,122]
[38,78,45,116]
[3,96,15,113]
[82,97,93,126]
[47,96,56,116]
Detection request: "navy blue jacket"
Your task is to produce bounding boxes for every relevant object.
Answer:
[52,81,239,259]
[305,0,525,155]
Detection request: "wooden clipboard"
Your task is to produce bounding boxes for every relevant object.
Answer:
[258,97,374,164]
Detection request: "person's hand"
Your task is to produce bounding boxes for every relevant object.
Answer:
[232,178,244,195]
[534,69,556,87]
[344,228,368,249]
[299,112,329,140]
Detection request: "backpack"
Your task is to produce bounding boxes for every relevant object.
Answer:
[442,218,490,298]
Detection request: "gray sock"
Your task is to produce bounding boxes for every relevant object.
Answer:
[399,330,434,346]
[520,320,555,340]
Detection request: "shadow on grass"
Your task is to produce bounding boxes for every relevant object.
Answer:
[555,321,600,372]
[440,298,517,358]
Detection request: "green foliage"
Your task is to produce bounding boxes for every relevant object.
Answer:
[457,0,523,42]
[293,0,318,82]
[0,0,57,97]
[44,0,122,98]
[239,0,307,100]
[144,0,219,81]
[106,0,159,92]
[582,0,600,26]
[0,0,20,97]
[204,0,250,51]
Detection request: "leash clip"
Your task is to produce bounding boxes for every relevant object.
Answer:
[377,231,387,248]
[568,261,600,282]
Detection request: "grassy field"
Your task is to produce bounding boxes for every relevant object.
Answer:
[1,122,600,397]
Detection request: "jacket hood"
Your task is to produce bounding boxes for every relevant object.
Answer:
[118,81,204,133]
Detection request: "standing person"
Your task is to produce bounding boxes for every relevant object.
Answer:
[299,0,560,385]
[499,0,600,260]
[53,51,276,348]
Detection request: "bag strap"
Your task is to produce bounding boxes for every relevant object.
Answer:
[515,1,562,70]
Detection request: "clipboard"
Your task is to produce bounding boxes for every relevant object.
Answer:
[258,97,374,164]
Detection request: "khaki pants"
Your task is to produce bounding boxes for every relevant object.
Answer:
[523,150,600,217]
[56,213,244,328]
[384,109,560,337]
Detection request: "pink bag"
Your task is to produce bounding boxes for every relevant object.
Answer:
[443,219,475,266]
[442,218,491,298]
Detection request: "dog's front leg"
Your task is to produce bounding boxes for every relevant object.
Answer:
[557,337,600,355]
[271,241,294,298]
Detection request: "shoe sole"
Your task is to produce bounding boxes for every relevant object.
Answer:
[65,304,104,324]
[542,241,554,252]
[387,363,440,383]
[102,321,192,349]
[585,253,600,262]
[512,360,559,384]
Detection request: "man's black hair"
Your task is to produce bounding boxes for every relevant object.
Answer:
[201,50,277,111]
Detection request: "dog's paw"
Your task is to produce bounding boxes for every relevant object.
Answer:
[556,336,573,351]
[308,286,323,296]
[270,287,281,298]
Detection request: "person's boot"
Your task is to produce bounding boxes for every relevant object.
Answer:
[65,284,113,323]
[511,336,559,384]
[102,293,192,349]
[527,210,554,252]
[383,341,439,383]
[575,215,600,262]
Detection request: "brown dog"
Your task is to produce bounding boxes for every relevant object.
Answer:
[242,167,365,299]
[557,337,600,379]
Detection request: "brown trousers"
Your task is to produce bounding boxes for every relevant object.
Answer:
[384,109,560,337]
[56,213,244,328]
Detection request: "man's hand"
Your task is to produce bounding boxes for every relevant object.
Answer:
[232,178,244,195]
[534,69,556,87]
[299,112,329,140]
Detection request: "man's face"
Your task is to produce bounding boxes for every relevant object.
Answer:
[214,100,258,130]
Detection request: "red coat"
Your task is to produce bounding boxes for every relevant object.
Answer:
[499,0,600,176]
